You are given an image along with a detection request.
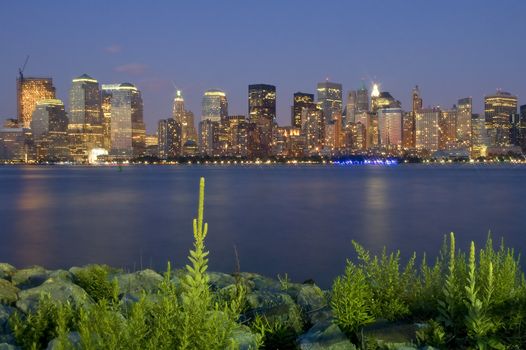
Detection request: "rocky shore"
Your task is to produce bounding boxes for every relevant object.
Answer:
[0,263,433,350]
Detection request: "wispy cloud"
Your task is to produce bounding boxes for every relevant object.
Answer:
[114,63,148,76]
[139,78,171,92]
[104,44,122,54]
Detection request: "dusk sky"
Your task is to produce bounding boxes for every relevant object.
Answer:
[1,0,525,133]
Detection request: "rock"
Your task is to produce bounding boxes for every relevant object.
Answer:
[362,320,418,345]
[48,270,74,282]
[230,326,258,350]
[11,266,49,290]
[0,264,15,281]
[0,281,18,305]
[245,291,303,332]
[298,320,355,350]
[0,305,15,335]
[47,331,81,350]
[251,275,282,292]
[297,284,329,324]
[16,279,92,313]
[0,343,19,350]
[116,269,163,296]
[208,272,236,291]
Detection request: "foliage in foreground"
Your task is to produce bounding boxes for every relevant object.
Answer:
[331,232,526,349]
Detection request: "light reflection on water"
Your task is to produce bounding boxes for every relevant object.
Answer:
[0,164,525,288]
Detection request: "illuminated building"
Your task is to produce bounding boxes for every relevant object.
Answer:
[471,113,488,157]
[185,111,197,142]
[371,90,400,113]
[378,107,403,150]
[172,90,197,147]
[68,74,103,161]
[457,97,472,148]
[291,92,314,128]
[144,134,158,157]
[317,81,342,126]
[439,107,457,150]
[346,90,357,125]
[3,119,19,128]
[301,104,323,154]
[202,89,227,123]
[356,82,369,113]
[223,115,248,157]
[348,122,366,151]
[484,90,517,146]
[412,86,423,113]
[248,84,276,158]
[158,118,181,159]
[198,119,218,156]
[17,77,56,128]
[102,83,145,158]
[370,84,381,112]
[415,108,440,152]
[402,112,416,149]
[0,127,26,161]
[31,99,69,161]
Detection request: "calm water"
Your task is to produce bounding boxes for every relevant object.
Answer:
[0,164,525,288]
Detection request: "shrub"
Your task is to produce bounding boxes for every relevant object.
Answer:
[74,264,119,303]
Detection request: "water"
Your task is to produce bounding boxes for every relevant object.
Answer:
[1,164,525,288]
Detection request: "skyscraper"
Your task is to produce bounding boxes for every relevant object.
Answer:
[202,89,228,122]
[415,108,440,152]
[457,97,472,148]
[31,99,69,160]
[346,90,357,125]
[102,83,145,158]
[378,107,403,150]
[68,74,103,161]
[412,86,423,113]
[301,104,323,154]
[356,82,369,113]
[248,84,276,158]
[316,81,342,124]
[158,118,181,159]
[484,90,517,147]
[439,107,457,150]
[291,92,314,128]
[172,90,196,146]
[17,77,56,128]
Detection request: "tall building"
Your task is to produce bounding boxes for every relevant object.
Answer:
[202,89,227,123]
[68,74,103,161]
[356,82,369,113]
[378,107,403,150]
[223,115,248,157]
[415,108,440,152]
[484,90,517,147]
[172,90,196,146]
[248,84,276,158]
[402,112,416,149]
[0,127,27,161]
[291,92,314,128]
[471,113,488,157]
[102,83,145,158]
[317,81,342,125]
[346,90,357,125]
[198,119,218,156]
[158,118,181,159]
[31,99,69,161]
[371,91,401,113]
[439,107,457,150]
[17,77,56,128]
[301,105,323,154]
[457,97,472,148]
[412,86,423,113]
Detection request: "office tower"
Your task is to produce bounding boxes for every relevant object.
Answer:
[248,84,276,158]
[202,89,228,122]
[101,89,112,150]
[484,90,517,147]
[102,83,145,158]
[0,127,26,161]
[513,105,526,151]
[68,74,103,161]
[144,134,159,157]
[370,84,381,113]
[325,111,344,152]
[415,108,440,152]
[172,90,197,146]
[356,82,369,113]
[346,90,357,125]
[471,113,488,157]
[31,99,69,161]
[158,118,181,159]
[198,119,218,156]
[457,97,472,148]
[317,81,342,125]
[223,115,248,157]
[378,107,403,150]
[301,105,323,154]
[349,122,366,151]
[439,107,457,150]
[412,86,423,113]
[402,112,415,149]
[291,92,314,128]
[371,91,401,113]
[3,119,19,128]
[17,77,56,128]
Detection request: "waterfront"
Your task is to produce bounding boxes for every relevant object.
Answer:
[1,164,525,288]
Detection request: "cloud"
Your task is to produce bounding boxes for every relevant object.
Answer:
[139,78,171,92]
[104,44,122,54]
[114,63,148,76]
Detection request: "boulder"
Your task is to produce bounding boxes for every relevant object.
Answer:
[230,326,258,350]
[0,281,18,305]
[208,272,236,291]
[298,320,355,350]
[296,284,330,324]
[0,343,19,350]
[0,305,15,335]
[11,266,49,290]
[245,291,302,332]
[47,331,81,350]
[48,270,74,282]
[16,279,92,313]
[0,264,15,281]
[362,320,418,345]
[115,269,163,297]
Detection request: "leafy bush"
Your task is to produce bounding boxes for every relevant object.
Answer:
[73,264,119,303]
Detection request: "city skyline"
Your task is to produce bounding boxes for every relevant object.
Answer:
[1,1,526,133]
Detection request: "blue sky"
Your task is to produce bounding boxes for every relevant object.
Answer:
[1,0,525,132]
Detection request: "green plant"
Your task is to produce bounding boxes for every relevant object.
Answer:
[74,264,119,303]
[415,319,446,349]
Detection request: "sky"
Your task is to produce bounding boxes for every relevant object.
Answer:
[1,0,525,133]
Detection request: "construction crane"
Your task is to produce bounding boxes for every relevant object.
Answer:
[18,55,29,81]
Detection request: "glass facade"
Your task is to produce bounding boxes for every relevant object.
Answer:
[17,77,56,128]
[202,89,227,123]
[248,84,276,158]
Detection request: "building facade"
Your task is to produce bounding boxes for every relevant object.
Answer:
[17,77,56,128]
